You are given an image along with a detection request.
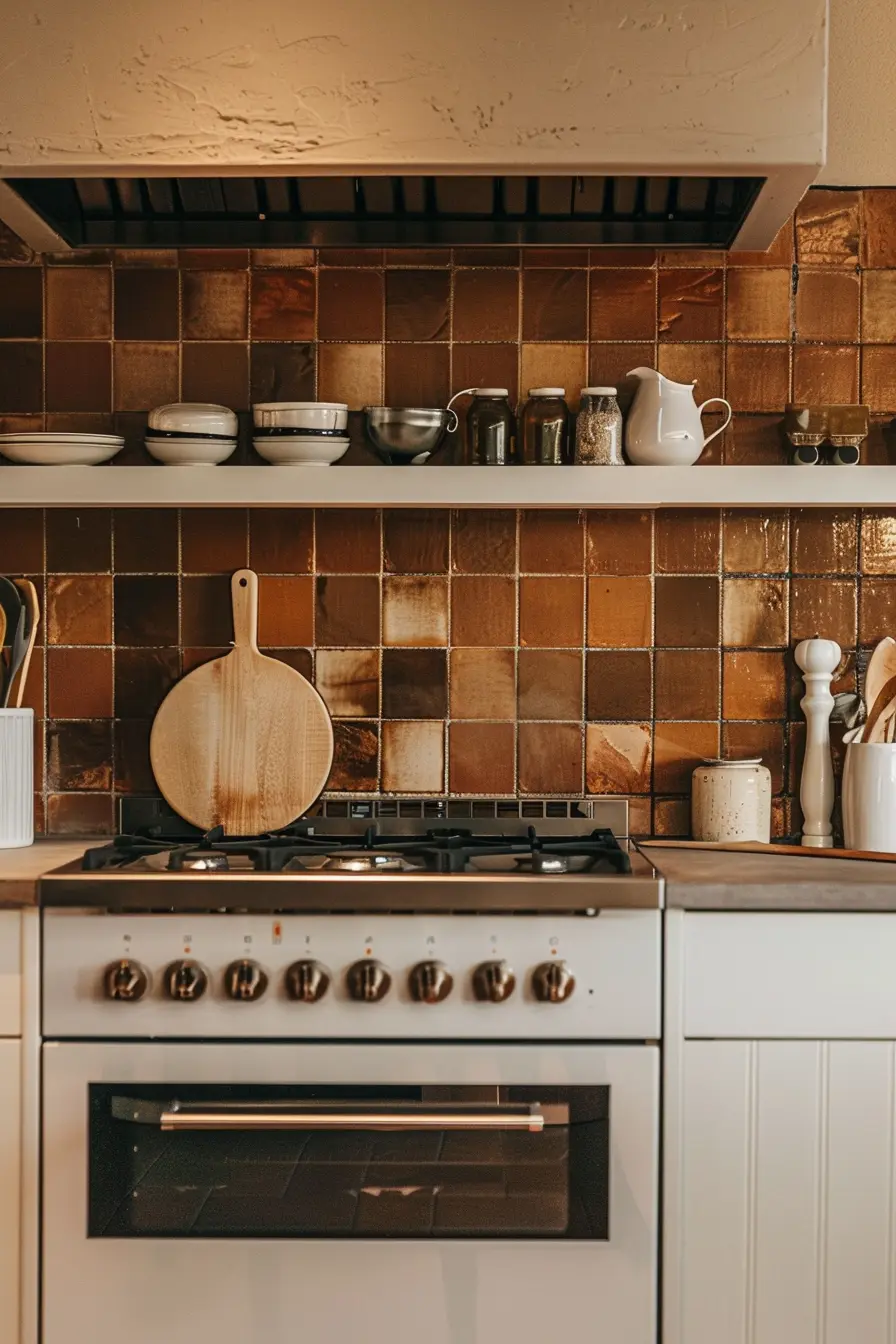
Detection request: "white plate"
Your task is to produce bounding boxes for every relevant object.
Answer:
[252,402,349,432]
[252,436,349,466]
[145,436,237,467]
[0,435,124,465]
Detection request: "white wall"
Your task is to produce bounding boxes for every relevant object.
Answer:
[827,0,896,184]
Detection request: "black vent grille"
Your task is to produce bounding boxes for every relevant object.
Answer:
[7,174,764,249]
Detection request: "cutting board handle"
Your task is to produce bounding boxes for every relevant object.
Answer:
[231,569,259,652]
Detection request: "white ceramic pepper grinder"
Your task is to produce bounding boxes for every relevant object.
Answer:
[794,637,841,848]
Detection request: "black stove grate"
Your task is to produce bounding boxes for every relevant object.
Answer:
[81,825,631,876]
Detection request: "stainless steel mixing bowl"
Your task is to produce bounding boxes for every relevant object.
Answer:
[364,406,457,464]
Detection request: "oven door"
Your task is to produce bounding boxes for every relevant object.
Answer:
[43,1041,658,1344]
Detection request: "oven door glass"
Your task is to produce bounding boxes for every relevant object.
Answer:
[89,1083,608,1239]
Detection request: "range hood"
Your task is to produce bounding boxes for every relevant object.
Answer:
[0,0,828,254]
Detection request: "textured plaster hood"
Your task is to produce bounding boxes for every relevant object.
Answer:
[0,0,828,252]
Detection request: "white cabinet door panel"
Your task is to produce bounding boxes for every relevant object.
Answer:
[0,1038,21,1344]
[677,1040,896,1344]
[0,911,21,1036]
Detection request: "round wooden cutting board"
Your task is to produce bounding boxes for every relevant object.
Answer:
[150,569,334,834]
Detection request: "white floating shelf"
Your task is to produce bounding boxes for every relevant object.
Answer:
[0,465,894,509]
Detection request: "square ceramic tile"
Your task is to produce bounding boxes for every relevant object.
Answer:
[587,577,652,647]
[517,649,583,720]
[860,512,896,575]
[518,722,582,794]
[47,576,112,645]
[46,793,113,835]
[658,269,723,341]
[585,650,652,719]
[0,343,41,410]
[46,268,112,339]
[181,576,233,646]
[654,576,719,648]
[859,579,896,646]
[722,651,786,719]
[182,343,249,410]
[654,722,719,791]
[384,344,450,405]
[586,512,653,575]
[315,576,381,647]
[381,720,444,792]
[791,510,858,574]
[654,649,720,719]
[182,271,249,340]
[382,648,447,717]
[451,345,520,405]
[654,510,720,574]
[722,721,786,792]
[113,343,179,412]
[181,509,248,573]
[722,510,789,573]
[861,347,896,413]
[590,271,656,340]
[317,269,384,341]
[250,271,315,340]
[522,270,588,341]
[657,345,724,403]
[0,269,42,338]
[114,648,181,718]
[722,578,788,647]
[725,345,790,413]
[249,509,314,574]
[46,343,112,412]
[451,511,517,574]
[519,345,588,409]
[114,270,178,340]
[790,577,857,648]
[725,269,792,340]
[315,510,381,573]
[48,649,113,718]
[383,510,449,574]
[861,190,896,267]
[385,271,450,340]
[792,346,859,404]
[795,270,859,342]
[328,722,379,792]
[47,720,113,791]
[454,270,520,342]
[114,576,179,647]
[451,576,516,646]
[257,576,314,646]
[113,509,179,572]
[795,190,860,267]
[382,577,448,646]
[520,576,583,647]
[448,722,515,795]
[0,509,43,572]
[585,723,651,793]
[449,648,516,719]
[317,344,383,408]
[250,343,315,404]
[47,509,112,573]
[518,511,583,573]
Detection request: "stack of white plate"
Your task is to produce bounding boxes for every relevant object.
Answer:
[251,401,350,466]
[145,403,238,466]
[0,433,125,465]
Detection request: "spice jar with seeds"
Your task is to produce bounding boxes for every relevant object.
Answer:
[574,387,624,466]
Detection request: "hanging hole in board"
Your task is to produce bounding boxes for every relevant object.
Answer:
[239,578,248,587]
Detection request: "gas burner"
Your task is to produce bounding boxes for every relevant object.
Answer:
[469,853,596,875]
[292,851,424,873]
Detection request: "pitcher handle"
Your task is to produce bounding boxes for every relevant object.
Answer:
[698,397,733,446]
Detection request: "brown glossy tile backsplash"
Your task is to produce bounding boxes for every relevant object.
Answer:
[0,504,890,838]
[3,188,896,838]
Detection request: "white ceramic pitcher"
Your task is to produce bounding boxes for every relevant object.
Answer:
[624,367,732,465]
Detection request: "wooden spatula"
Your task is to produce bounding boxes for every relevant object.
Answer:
[864,637,896,726]
[10,579,39,710]
[150,569,334,834]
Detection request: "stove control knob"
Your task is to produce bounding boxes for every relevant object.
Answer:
[224,959,268,1002]
[408,960,453,1004]
[285,960,330,1004]
[472,960,516,1004]
[346,959,391,1003]
[103,958,149,1002]
[531,960,576,1004]
[165,959,208,1002]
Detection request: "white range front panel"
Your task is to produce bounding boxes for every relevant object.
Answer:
[43,1041,659,1344]
[43,909,661,1040]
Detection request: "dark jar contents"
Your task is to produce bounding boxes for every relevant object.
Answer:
[519,387,570,465]
[466,388,516,465]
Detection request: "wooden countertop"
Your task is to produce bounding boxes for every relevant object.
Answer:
[0,840,86,906]
[639,842,896,910]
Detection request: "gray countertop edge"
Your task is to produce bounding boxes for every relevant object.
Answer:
[635,843,896,912]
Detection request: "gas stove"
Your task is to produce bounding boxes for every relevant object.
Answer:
[41,798,660,913]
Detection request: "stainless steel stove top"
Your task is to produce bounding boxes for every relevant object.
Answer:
[40,799,662,913]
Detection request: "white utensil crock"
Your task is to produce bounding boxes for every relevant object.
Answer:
[842,742,896,852]
[691,758,772,843]
[0,709,33,848]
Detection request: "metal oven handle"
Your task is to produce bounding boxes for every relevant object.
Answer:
[111,1097,545,1133]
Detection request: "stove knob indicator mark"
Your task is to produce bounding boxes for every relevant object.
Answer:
[346,959,392,1003]
[472,960,516,1003]
[285,960,330,1004]
[165,959,209,1002]
[103,959,149,1002]
[225,959,268,1002]
[531,961,576,1003]
[408,960,454,1004]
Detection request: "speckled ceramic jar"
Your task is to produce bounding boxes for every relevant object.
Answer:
[690,758,772,843]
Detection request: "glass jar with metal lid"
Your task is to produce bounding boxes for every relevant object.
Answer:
[574,387,624,465]
[519,388,570,465]
[465,388,516,465]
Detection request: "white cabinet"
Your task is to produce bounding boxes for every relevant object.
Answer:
[673,1040,896,1344]
[0,1039,21,1344]
[665,913,896,1344]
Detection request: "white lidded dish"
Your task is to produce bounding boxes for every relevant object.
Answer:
[0,433,124,466]
[253,402,349,433]
[145,436,237,467]
[148,403,238,439]
[253,435,350,466]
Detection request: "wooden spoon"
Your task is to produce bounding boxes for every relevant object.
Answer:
[0,576,22,706]
[864,677,896,743]
[864,637,896,723]
[10,579,39,710]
